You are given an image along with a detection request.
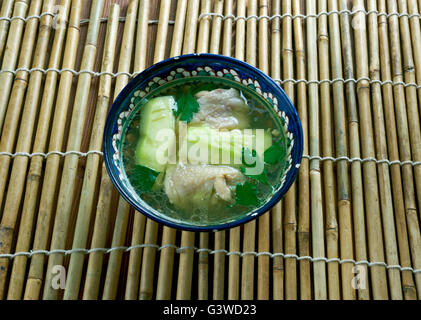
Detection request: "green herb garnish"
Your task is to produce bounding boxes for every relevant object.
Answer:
[175,88,200,123]
[240,166,270,187]
[132,165,160,192]
[234,181,260,207]
[241,148,270,187]
[263,140,284,165]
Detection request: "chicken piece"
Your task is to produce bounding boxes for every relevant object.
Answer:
[191,88,250,129]
[164,164,245,210]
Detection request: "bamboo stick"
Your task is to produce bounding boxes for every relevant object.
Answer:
[291,0,307,300]
[209,0,223,54]
[133,0,150,75]
[138,0,172,301]
[42,0,105,300]
[227,0,247,301]
[0,0,50,300]
[133,0,150,85]
[352,0,389,300]
[138,219,159,300]
[198,233,209,300]
[197,0,211,53]
[317,0,340,300]
[212,0,228,301]
[257,0,270,301]
[327,0,355,300]
[63,4,119,300]
[81,167,113,299]
[367,0,404,300]
[23,0,83,300]
[241,0,257,301]
[213,227,226,299]
[397,0,421,219]
[103,0,150,300]
[0,0,39,216]
[0,0,14,61]
[82,0,138,301]
[5,0,72,300]
[0,0,30,133]
[377,0,417,300]
[272,202,284,299]
[123,212,146,299]
[196,0,212,301]
[102,200,131,299]
[176,0,200,300]
[221,0,232,56]
[155,0,188,301]
[407,0,421,114]
[155,226,175,299]
[386,0,421,296]
[270,0,284,301]
[307,0,327,300]
[338,0,370,300]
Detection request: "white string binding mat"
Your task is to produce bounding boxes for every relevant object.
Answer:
[2,9,421,25]
[197,9,421,22]
[0,13,175,25]
[0,150,419,167]
[1,245,419,275]
[0,67,420,89]
[0,12,56,22]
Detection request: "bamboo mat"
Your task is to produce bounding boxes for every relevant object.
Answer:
[0,0,420,301]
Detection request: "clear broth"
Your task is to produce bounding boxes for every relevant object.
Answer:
[121,78,287,226]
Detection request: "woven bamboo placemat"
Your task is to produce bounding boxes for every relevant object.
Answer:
[0,0,420,300]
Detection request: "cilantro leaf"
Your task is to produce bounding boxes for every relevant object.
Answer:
[175,89,200,123]
[242,147,257,167]
[174,93,186,117]
[263,140,284,165]
[240,166,270,186]
[235,181,260,207]
[241,148,271,187]
[131,165,160,192]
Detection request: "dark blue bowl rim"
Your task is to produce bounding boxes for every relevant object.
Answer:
[103,53,303,232]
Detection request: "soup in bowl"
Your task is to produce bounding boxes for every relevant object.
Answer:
[103,54,303,231]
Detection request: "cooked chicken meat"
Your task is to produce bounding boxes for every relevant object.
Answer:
[164,164,245,209]
[191,88,250,129]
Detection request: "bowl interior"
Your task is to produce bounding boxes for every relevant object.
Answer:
[103,54,303,231]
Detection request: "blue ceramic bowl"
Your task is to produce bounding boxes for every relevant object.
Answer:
[103,53,303,232]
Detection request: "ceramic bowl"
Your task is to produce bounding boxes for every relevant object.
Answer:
[103,53,303,231]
